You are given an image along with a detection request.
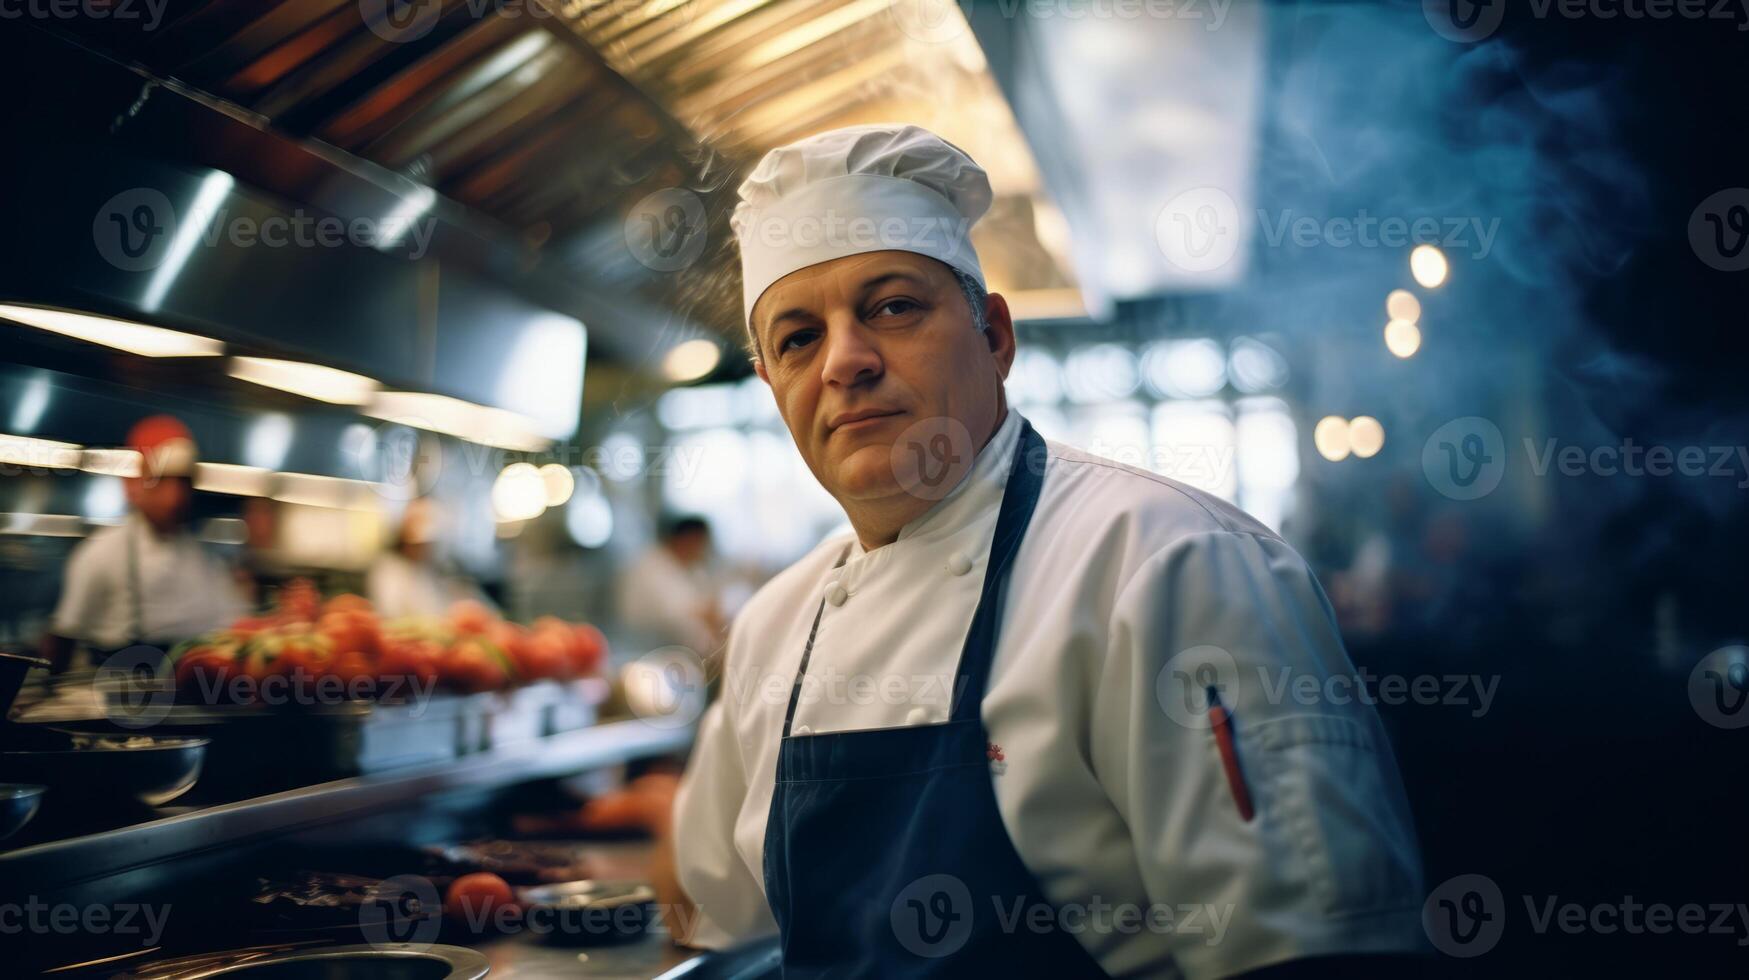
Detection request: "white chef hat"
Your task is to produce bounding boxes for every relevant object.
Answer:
[731,124,993,332]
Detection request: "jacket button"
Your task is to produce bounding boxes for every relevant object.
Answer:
[825,582,848,606]
[946,552,973,576]
[905,707,930,726]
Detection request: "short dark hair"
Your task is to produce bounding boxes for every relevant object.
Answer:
[662,515,710,540]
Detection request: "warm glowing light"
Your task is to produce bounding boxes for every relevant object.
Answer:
[0,433,82,470]
[366,391,548,452]
[82,449,143,478]
[1386,289,1421,323]
[230,357,380,405]
[1313,416,1352,462]
[492,463,548,522]
[1348,416,1386,458]
[195,462,271,497]
[663,339,722,383]
[1410,245,1448,288]
[272,472,382,511]
[1384,319,1423,359]
[539,463,575,507]
[0,305,223,358]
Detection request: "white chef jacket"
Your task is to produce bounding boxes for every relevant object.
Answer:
[673,411,1425,978]
[51,515,245,650]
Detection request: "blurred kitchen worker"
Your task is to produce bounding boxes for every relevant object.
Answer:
[631,126,1427,977]
[42,415,245,673]
[615,515,725,660]
[367,496,487,618]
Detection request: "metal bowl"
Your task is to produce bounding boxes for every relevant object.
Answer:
[518,878,657,945]
[0,729,208,807]
[114,944,489,980]
[0,782,44,840]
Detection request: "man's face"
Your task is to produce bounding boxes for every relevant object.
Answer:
[752,251,1014,506]
[126,475,191,533]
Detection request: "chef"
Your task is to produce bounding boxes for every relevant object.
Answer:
[660,125,1427,977]
[42,415,245,672]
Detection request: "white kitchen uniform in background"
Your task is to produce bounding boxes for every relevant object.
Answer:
[617,546,720,658]
[675,410,1425,978]
[51,514,245,650]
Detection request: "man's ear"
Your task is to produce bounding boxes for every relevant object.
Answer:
[753,357,770,385]
[984,292,1017,380]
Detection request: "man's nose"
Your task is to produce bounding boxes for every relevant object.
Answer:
[819,322,882,388]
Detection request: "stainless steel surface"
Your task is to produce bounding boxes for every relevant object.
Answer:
[0,719,690,893]
[115,944,488,980]
[0,782,45,840]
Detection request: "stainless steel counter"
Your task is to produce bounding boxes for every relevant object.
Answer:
[1,719,692,900]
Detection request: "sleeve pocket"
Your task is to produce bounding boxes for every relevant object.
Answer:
[1244,714,1422,918]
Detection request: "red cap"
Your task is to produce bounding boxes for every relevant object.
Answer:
[127,415,198,479]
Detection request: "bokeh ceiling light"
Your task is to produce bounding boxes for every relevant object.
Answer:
[1385,289,1421,323]
[1410,245,1449,288]
[0,304,224,358]
[663,339,722,383]
[1348,416,1386,458]
[230,356,380,405]
[539,463,576,507]
[1384,319,1422,359]
[1313,415,1352,462]
[492,462,548,522]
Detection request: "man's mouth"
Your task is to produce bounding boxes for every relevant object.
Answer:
[827,409,905,433]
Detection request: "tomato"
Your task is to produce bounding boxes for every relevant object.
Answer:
[442,637,514,693]
[319,611,382,660]
[448,600,494,636]
[323,593,373,617]
[570,623,608,675]
[273,629,337,698]
[444,873,516,930]
[378,637,441,690]
[518,630,570,681]
[174,640,240,699]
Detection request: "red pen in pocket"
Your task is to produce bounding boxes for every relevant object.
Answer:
[1207,686,1255,822]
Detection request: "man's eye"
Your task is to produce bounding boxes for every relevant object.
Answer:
[779,329,819,353]
[870,298,920,319]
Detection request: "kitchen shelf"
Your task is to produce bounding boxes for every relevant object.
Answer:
[0,718,691,895]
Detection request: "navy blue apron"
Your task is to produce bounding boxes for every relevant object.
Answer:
[762,421,1111,978]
